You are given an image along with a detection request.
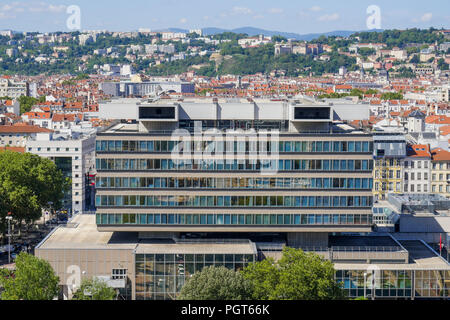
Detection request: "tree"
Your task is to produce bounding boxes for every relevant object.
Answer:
[437,58,449,71]
[17,95,45,114]
[242,247,346,300]
[72,278,117,300]
[0,252,59,300]
[410,54,420,64]
[178,266,253,300]
[381,92,403,100]
[0,151,69,236]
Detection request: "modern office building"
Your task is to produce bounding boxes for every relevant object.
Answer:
[35,98,450,300]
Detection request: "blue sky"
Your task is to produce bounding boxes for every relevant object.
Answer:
[0,0,449,33]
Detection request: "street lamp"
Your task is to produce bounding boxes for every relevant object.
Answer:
[6,212,13,265]
[363,272,367,299]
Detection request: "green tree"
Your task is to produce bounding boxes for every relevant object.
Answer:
[0,252,59,300]
[0,151,69,235]
[178,266,253,300]
[410,54,420,64]
[381,92,403,100]
[17,95,45,114]
[437,58,449,70]
[242,247,346,300]
[72,278,117,300]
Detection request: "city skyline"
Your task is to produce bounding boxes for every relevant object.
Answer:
[0,0,449,34]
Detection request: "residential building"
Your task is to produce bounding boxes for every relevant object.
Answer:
[100,81,195,98]
[0,124,53,147]
[0,78,28,98]
[26,134,96,214]
[402,145,432,194]
[373,133,407,201]
[431,148,450,198]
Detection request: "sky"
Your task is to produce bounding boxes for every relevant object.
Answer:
[0,0,449,34]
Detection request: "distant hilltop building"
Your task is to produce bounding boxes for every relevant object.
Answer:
[275,42,323,56]
[161,32,186,41]
[0,30,13,37]
[189,29,203,36]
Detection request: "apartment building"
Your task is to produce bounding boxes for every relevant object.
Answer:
[0,78,28,98]
[402,145,432,194]
[0,124,53,147]
[26,134,96,214]
[431,148,450,197]
[373,134,407,201]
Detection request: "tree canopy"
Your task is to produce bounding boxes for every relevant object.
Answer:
[242,247,346,300]
[72,278,117,300]
[18,95,45,114]
[178,266,253,300]
[0,151,69,234]
[0,252,59,300]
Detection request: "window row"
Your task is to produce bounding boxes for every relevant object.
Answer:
[95,195,374,208]
[96,140,373,154]
[96,158,373,172]
[97,213,373,226]
[96,176,374,190]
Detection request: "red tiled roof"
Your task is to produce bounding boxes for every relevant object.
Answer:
[0,124,53,134]
[407,144,431,158]
[0,146,25,153]
[431,148,450,161]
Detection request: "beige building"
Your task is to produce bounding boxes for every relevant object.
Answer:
[431,148,450,198]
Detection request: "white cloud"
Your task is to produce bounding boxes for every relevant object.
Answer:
[253,14,265,19]
[0,2,66,14]
[421,13,433,22]
[179,18,187,24]
[232,6,253,15]
[310,6,322,12]
[268,8,283,14]
[318,13,340,22]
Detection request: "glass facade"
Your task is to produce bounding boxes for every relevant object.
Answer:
[336,269,450,299]
[95,158,373,172]
[95,195,373,208]
[96,177,373,190]
[54,157,73,213]
[135,253,255,300]
[97,213,372,226]
[96,139,373,154]
[95,133,374,232]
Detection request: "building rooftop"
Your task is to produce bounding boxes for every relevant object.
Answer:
[36,214,137,250]
[37,214,256,255]
[335,239,450,270]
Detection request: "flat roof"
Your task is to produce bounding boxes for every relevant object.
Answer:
[335,240,450,270]
[135,242,256,255]
[329,235,401,248]
[37,214,256,255]
[36,214,137,250]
